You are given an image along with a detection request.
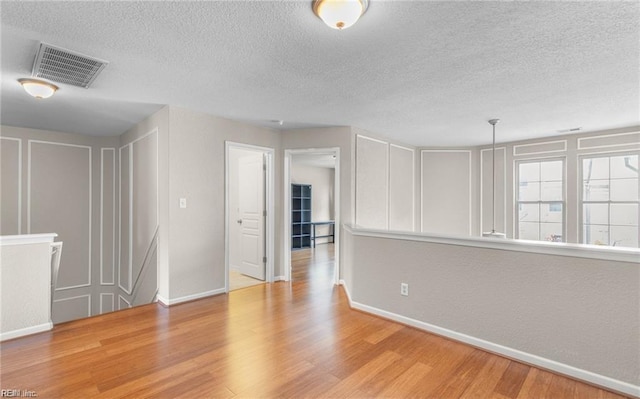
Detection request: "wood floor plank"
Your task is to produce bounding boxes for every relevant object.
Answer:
[493,361,531,398]
[459,353,511,398]
[0,244,630,399]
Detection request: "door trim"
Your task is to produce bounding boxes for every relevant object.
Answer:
[284,148,340,284]
[224,142,275,293]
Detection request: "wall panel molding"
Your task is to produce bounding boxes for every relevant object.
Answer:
[0,137,22,234]
[513,140,567,156]
[118,295,131,310]
[577,131,640,150]
[101,148,116,285]
[420,150,472,235]
[480,147,507,235]
[52,295,91,324]
[118,144,132,294]
[389,144,415,231]
[100,293,115,313]
[356,135,389,229]
[28,140,92,291]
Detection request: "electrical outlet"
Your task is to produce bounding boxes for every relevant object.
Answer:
[179,198,187,209]
[400,283,409,296]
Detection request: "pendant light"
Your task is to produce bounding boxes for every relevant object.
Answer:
[482,119,506,239]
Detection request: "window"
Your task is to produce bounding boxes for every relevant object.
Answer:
[581,154,639,248]
[517,159,564,242]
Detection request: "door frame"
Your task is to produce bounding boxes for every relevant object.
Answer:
[225,141,275,293]
[284,147,340,284]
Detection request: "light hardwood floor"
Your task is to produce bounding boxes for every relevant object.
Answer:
[0,244,629,398]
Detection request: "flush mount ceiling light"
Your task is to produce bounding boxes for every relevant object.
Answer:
[18,78,58,99]
[482,119,506,239]
[313,0,369,30]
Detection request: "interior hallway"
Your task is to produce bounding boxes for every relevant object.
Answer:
[0,243,626,398]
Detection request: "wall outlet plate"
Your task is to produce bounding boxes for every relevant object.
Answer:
[179,198,187,208]
[400,283,409,296]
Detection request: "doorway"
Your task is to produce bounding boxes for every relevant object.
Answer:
[284,148,340,284]
[225,142,275,292]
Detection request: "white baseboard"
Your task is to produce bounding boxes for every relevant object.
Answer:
[156,288,226,307]
[0,322,53,342]
[274,275,286,282]
[340,284,639,398]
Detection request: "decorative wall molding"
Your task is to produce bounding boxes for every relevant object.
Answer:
[118,128,159,296]
[0,137,22,234]
[52,294,92,320]
[420,150,472,235]
[100,148,116,286]
[356,134,390,229]
[118,295,131,310]
[100,293,115,313]
[479,147,507,235]
[118,144,133,295]
[389,144,415,231]
[513,140,567,156]
[28,140,92,291]
[577,131,640,150]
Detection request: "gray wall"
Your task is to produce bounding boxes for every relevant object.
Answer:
[166,106,282,300]
[120,106,169,302]
[344,228,639,388]
[0,125,118,322]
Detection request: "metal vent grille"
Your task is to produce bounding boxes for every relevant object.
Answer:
[32,43,109,88]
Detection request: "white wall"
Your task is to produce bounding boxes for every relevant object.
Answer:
[291,163,335,244]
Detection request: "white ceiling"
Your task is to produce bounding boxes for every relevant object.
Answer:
[1,1,638,146]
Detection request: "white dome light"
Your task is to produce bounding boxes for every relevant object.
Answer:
[313,0,369,30]
[18,78,58,99]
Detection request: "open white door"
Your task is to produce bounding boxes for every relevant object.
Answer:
[237,152,266,280]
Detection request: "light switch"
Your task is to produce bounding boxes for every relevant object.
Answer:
[179,198,187,208]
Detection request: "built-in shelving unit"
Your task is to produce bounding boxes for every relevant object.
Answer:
[292,184,312,249]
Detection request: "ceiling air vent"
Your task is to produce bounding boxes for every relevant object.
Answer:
[31,43,109,88]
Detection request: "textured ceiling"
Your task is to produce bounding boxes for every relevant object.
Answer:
[1,1,638,146]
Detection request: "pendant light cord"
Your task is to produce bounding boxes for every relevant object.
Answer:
[492,123,496,234]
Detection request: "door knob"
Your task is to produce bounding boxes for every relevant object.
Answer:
[237,219,243,224]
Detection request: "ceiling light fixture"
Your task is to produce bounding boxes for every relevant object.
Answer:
[482,119,506,239]
[18,78,58,99]
[313,0,369,30]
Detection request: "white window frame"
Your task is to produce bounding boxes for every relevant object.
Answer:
[578,151,640,248]
[515,157,566,242]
